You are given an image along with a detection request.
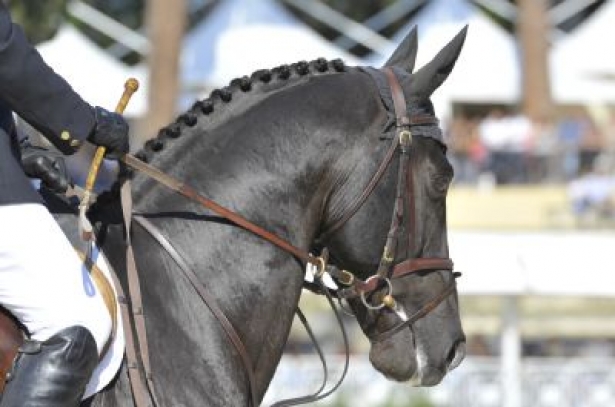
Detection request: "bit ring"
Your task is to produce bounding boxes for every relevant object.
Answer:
[360,276,393,310]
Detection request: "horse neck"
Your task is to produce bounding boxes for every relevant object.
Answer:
[117,68,392,403]
[130,71,371,246]
[123,83,359,404]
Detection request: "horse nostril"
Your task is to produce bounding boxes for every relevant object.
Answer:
[447,340,466,371]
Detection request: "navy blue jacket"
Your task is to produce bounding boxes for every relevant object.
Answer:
[0,4,96,205]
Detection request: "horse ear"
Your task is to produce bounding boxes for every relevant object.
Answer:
[383,26,418,73]
[411,25,468,98]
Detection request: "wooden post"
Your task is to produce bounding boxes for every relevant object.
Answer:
[142,0,187,142]
[516,0,553,121]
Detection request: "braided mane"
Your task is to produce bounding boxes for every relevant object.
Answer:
[134,57,347,163]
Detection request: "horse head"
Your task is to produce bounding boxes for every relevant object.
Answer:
[315,26,468,387]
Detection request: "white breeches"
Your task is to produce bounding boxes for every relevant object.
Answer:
[0,203,112,355]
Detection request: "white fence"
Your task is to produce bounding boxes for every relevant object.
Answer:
[263,355,615,407]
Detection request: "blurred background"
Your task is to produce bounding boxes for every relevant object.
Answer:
[9,0,615,406]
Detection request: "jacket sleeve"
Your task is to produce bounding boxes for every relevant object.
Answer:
[0,4,96,154]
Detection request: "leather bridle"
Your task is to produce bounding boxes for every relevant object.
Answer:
[108,67,458,407]
[310,67,457,343]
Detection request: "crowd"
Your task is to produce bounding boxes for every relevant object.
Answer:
[444,109,614,185]
[444,109,615,223]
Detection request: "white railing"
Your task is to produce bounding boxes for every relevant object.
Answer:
[263,355,615,407]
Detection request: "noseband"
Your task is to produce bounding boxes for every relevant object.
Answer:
[313,67,458,342]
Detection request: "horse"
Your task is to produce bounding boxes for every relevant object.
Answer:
[2,25,468,406]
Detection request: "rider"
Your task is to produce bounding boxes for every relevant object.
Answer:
[0,4,129,406]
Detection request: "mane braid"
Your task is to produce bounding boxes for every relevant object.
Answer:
[134,57,347,163]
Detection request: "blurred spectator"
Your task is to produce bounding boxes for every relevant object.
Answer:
[578,118,604,174]
[445,115,485,184]
[443,107,615,187]
[478,110,532,184]
[556,112,591,181]
[525,117,557,183]
[567,154,615,225]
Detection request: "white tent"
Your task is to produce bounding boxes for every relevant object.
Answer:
[370,0,521,118]
[551,0,615,104]
[37,25,148,117]
[181,0,359,94]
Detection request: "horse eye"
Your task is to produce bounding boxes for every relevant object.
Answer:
[431,174,451,196]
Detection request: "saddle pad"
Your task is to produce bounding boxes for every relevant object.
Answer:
[82,243,125,400]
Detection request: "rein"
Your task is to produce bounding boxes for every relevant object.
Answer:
[112,67,456,406]
[122,154,321,268]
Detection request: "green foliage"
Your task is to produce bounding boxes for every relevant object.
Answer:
[317,391,438,407]
[407,396,437,407]
[81,0,144,31]
[6,0,68,44]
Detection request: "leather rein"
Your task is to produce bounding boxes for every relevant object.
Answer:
[111,67,457,406]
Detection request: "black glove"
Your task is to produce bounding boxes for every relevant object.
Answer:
[86,106,130,160]
[20,139,72,194]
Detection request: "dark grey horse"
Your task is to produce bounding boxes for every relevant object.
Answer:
[51,26,468,407]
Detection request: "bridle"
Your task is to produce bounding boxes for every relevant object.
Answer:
[312,67,458,343]
[107,67,458,407]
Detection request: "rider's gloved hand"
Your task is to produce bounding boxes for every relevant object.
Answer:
[86,106,129,160]
[20,139,72,194]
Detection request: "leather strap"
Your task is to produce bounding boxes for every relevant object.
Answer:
[269,308,328,407]
[317,68,438,241]
[81,201,151,407]
[133,215,259,407]
[375,119,410,279]
[122,155,318,267]
[368,280,458,342]
[271,279,351,406]
[107,256,151,407]
[392,258,454,278]
[121,180,162,406]
[326,68,456,347]
[336,258,453,300]
[318,134,399,240]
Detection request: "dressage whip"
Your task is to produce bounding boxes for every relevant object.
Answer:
[79,78,139,241]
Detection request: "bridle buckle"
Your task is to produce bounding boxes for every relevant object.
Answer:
[398,129,412,147]
[337,270,355,286]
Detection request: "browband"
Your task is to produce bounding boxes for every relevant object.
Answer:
[359,66,444,143]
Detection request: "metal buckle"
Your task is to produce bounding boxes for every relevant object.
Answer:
[398,129,412,146]
[382,247,394,264]
[313,256,327,279]
[337,270,355,286]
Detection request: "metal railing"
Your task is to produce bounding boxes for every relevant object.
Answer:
[264,355,615,407]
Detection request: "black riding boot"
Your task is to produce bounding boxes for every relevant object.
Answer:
[0,325,98,407]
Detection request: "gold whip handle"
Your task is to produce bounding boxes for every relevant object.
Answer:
[84,78,139,192]
[80,78,139,240]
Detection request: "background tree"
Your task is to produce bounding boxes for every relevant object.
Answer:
[6,0,68,44]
